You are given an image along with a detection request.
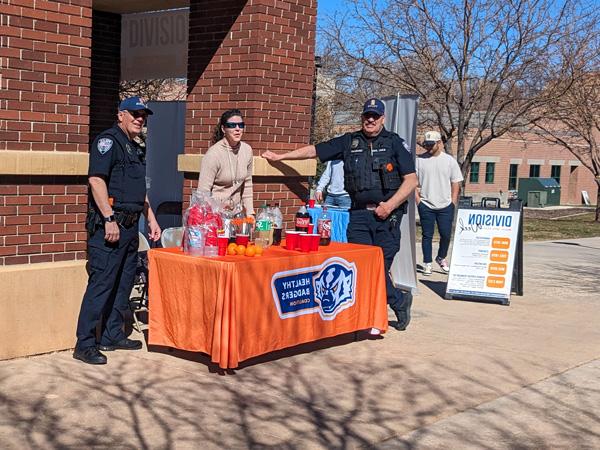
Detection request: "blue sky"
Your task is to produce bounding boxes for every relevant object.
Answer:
[317,0,345,29]
[316,0,347,49]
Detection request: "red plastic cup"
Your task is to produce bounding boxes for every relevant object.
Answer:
[236,234,249,246]
[307,223,314,234]
[298,233,312,252]
[285,231,300,250]
[308,233,320,251]
[217,236,229,256]
[308,199,316,208]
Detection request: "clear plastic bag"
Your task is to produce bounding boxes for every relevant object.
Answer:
[182,190,224,256]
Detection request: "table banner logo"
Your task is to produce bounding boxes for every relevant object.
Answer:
[271,257,357,320]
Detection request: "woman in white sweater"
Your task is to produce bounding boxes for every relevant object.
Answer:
[197,109,254,216]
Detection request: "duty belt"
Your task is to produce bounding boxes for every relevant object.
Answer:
[114,210,141,228]
[350,202,378,211]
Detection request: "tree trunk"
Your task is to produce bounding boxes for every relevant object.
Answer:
[596,179,600,222]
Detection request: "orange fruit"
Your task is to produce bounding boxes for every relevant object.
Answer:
[227,246,237,255]
[235,244,246,256]
[245,246,256,257]
[254,245,263,256]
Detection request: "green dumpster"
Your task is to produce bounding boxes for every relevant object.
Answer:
[517,178,561,207]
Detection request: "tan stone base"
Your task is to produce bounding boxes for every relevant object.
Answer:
[0,261,88,360]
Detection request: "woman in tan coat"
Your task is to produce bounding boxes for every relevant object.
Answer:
[197,109,254,216]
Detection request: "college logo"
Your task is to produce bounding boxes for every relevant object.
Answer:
[271,257,357,320]
[97,138,113,154]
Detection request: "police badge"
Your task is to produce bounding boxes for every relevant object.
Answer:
[351,138,359,149]
[97,138,113,155]
[126,144,133,155]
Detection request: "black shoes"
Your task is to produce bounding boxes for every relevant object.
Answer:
[98,338,143,352]
[390,291,413,331]
[73,346,107,365]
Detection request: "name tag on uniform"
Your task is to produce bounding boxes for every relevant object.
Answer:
[350,149,364,153]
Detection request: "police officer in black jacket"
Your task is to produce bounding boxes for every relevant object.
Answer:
[74,97,161,365]
[262,98,418,331]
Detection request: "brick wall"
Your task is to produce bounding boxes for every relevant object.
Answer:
[90,10,120,139]
[0,0,91,152]
[0,0,92,265]
[0,176,88,265]
[185,0,317,222]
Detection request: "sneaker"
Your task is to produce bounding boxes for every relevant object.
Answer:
[436,256,450,273]
[423,262,432,276]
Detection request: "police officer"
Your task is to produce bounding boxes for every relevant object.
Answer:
[74,96,161,365]
[262,98,418,330]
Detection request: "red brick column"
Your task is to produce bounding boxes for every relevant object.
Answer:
[0,0,92,265]
[184,0,317,221]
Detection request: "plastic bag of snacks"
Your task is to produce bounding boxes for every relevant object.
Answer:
[182,191,224,256]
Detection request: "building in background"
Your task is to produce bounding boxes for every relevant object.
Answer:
[330,114,596,206]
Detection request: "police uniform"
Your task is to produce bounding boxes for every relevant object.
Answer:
[315,127,416,324]
[75,124,147,351]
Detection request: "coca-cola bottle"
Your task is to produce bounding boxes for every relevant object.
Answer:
[295,203,310,232]
[317,206,332,245]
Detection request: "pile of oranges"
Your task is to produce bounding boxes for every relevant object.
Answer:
[226,242,264,257]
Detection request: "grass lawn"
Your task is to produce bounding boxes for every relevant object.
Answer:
[416,211,600,242]
[522,213,600,241]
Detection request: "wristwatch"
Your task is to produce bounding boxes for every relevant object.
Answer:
[103,214,116,223]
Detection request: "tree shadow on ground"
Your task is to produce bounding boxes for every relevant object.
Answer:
[1,347,599,449]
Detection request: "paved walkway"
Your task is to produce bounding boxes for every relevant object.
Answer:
[1,238,599,449]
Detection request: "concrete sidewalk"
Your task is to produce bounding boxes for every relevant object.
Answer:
[1,238,599,449]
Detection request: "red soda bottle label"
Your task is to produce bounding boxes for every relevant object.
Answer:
[295,216,310,229]
[318,218,331,238]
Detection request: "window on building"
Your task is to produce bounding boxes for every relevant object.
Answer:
[508,164,518,190]
[551,165,561,184]
[470,162,480,183]
[485,162,495,184]
[529,164,540,177]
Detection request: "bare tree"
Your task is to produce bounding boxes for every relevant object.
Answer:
[533,74,600,221]
[119,78,187,101]
[321,0,599,179]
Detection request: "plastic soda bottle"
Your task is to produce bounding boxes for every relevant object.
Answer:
[255,205,273,245]
[295,203,310,233]
[317,206,331,245]
[271,203,283,245]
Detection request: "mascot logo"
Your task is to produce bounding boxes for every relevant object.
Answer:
[271,257,356,320]
[314,263,354,317]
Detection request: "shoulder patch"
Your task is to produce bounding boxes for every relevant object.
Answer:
[97,138,113,155]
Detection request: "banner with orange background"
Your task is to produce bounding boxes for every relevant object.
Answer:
[148,242,389,368]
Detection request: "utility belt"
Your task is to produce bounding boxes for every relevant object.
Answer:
[114,210,141,228]
[86,208,141,233]
[350,202,378,211]
[350,201,407,214]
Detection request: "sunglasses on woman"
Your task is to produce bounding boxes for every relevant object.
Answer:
[224,122,245,129]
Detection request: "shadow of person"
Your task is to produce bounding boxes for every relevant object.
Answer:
[419,279,448,299]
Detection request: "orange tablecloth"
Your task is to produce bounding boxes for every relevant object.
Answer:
[148,242,388,368]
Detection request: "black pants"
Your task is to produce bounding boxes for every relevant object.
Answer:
[346,208,407,311]
[75,223,139,349]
